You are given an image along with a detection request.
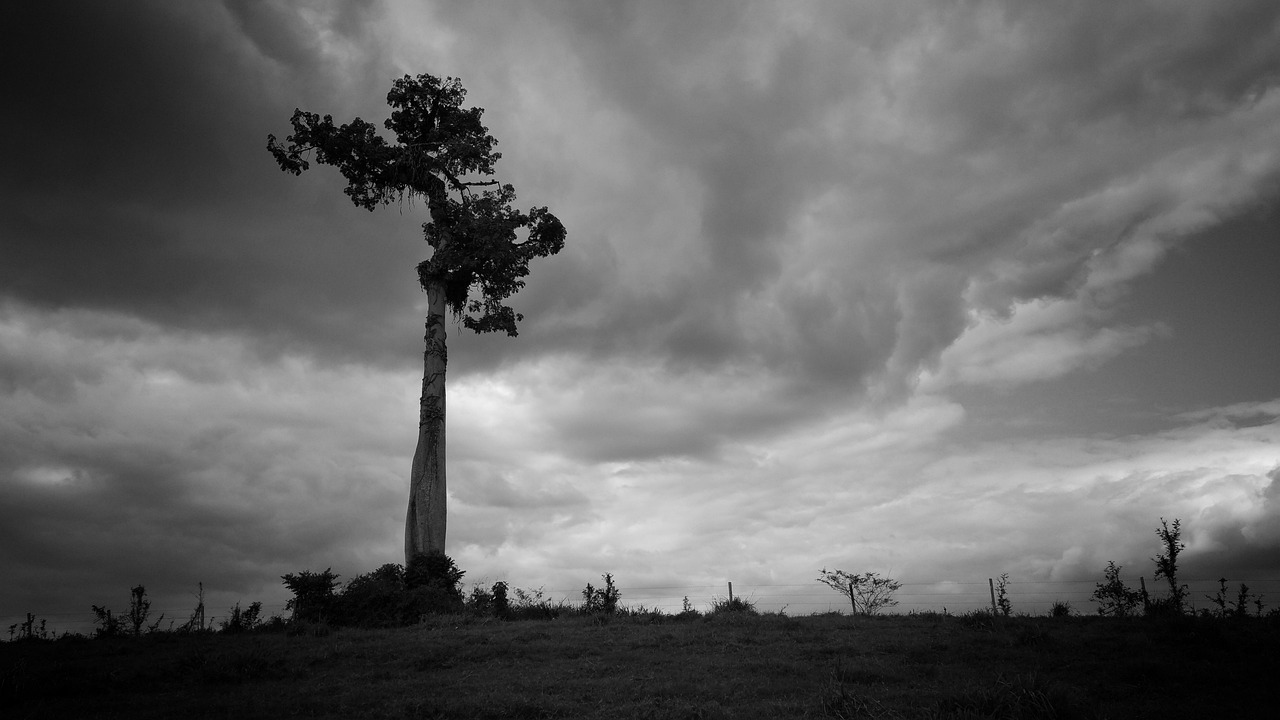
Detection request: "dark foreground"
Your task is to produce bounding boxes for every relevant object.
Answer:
[2,612,1277,718]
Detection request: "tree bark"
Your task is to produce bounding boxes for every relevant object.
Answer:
[406,278,447,563]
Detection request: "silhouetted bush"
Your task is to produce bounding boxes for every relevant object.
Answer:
[405,551,465,614]
[281,569,340,624]
[1092,561,1144,617]
[334,564,418,627]
[220,601,264,633]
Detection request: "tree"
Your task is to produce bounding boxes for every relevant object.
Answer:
[268,75,566,563]
[816,569,902,616]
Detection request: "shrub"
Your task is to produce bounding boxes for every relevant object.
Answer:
[405,551,465,614]
[1049,600,1073,617]
[995,574,1012,617]
[125,585,155,636]
[281,568,340,624]
[1205,578,1258,619]
[816,569,902,615]
[91,604,125,638]
[335,564,415,627]
[1091,561,1144,617]
[508,586,566,620]
[709,596,757,616]
[1152,517,1188,616]
[581,573,620,615]
[491,581,511,619]
[220,601,264,633]
[8,614,51,642]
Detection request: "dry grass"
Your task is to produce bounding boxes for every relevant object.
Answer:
[3,611,1277,718]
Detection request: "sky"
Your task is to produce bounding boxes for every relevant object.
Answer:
[3,0,1280,630]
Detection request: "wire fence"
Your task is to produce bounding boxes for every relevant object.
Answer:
[8,577,1279,638]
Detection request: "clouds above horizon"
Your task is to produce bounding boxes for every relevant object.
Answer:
[2,0,1279,623]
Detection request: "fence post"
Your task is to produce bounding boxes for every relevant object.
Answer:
[728,581,733,604]
[1140,576,1150,613]
[989,578,998,615]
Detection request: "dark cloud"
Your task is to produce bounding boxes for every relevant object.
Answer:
[0,0,428,368]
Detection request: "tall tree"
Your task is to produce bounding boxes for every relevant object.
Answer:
[268,74,565,564]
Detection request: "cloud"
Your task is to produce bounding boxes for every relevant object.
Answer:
[3,1,1280,626]
[0,300,415,614]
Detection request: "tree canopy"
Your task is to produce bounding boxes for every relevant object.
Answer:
[267,74,565,335]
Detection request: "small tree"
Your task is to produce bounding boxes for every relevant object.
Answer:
[816,569,902,616]
[1152,517,1188,615]
[1091,561,1144,617]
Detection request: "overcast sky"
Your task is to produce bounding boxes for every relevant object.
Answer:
[3,1,1280,629]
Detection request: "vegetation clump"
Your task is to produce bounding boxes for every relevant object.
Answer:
[816,569,903,615]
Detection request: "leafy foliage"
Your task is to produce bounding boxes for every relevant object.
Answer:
[281,569,340,624]
[816,569,903,615]
[995,573,1012,617]
[267,73,566,336]
[1205,578,1262,618]
[581,573,621,615]
[8,614,51,642]
[1152,517,1188,615]
[1091,561,1144,617]
[220,602,264,634]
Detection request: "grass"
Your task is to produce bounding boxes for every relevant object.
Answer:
[3,611,1277,718]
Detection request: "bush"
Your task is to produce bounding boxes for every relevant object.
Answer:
[709,596,757,615]
[405,551,465,614]
[492,581,511,619]
[282,568,340,624]
[508,586,566,620]
[995,574,1012,617]
[220,602,264,633]
[816,569,902,615]
[1091,561,1144,617]
[1152,517,1188,616]
[334,564,416,628]
[581,573,620,615]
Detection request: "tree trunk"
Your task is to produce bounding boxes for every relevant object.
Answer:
[406,278,447,563]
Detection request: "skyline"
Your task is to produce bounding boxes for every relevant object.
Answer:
[3,0,1279,630]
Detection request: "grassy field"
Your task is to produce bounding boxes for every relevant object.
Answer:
[3,611,1277,719]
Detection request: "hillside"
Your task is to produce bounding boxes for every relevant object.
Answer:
[3,611,1276,718]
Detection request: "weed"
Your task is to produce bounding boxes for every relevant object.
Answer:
[994,573,1012,617]
[708,595,757,616]
[1152,517,1188,615]
[91,604,125,638]
[180,582,209,633]
[958,610,995,631]
[817,569,903,616]
[7,614,51,642]
[1206,578,1258,618]
[1049,600,1073,617]
[220,601,264,633]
